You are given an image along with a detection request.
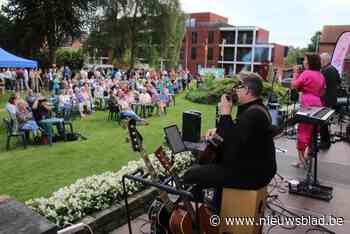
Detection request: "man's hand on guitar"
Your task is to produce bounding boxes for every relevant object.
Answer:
[205,128,217,141]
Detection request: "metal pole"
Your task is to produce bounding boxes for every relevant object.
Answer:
[122,176,133,234]
[222,39,226,71]
[185,32,189,70]
[204,39,208,69]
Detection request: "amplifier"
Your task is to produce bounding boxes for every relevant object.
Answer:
[182,110,201,142]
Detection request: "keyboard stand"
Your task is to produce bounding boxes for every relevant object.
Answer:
[289,123,333,201]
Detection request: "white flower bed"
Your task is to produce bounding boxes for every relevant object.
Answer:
[26,149,194,227]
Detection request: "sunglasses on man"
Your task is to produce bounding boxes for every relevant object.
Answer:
[232,81,247,90]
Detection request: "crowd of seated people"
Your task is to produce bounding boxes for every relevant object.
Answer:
[36,67,195,122]
[2,65,201,149]
[3,67,198,136]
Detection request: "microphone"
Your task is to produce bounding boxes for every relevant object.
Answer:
[224,89,239,105]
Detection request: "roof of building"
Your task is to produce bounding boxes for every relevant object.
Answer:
[195,21,234,28]
[320,25,350,43]
[189,12,228,20]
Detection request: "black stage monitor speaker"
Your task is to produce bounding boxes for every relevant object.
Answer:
[0,196,57,234]
[182,110,201,142]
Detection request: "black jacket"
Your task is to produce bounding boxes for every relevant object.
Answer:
[321,64,341,108]
[183,99,277,190]
[216,99,277,188]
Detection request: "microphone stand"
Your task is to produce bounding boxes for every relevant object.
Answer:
[215,105,219,128]
[283,88,297,140]
[284,89,290,135]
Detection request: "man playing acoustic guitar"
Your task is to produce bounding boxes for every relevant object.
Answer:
[183,72,277,213]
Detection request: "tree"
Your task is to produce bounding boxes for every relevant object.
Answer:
[0,11,13,49]
[124,0,161,67]
[284,46,307,66]
[2,0,96,65]
[153,0,186,69]
[284,31,324,66]
[86,0,186,69]
[307,31,322,52]
[56,48,85,70]
[87,0,136,65]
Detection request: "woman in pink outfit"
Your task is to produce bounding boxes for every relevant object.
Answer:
[291,53,326,167]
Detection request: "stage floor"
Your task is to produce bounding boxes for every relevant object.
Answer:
[111,137,350,234]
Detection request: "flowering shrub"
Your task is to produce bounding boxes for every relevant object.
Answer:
[26,149,194,227]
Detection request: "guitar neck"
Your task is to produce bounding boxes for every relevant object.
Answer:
[140,149,158,180]
[154,147,197,222]
[126,120,176,212]
[140,150,177,212]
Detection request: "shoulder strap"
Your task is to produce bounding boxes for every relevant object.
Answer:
[247,104,272,124]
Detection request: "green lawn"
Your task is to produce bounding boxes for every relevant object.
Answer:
[0,93,215,201]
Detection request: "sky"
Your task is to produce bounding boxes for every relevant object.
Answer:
[180,0,350,48]
[1,0,349,48]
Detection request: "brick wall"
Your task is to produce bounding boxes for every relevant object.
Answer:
[189,12,228,25]
[319,44,335,54]
[256,28,269,43]
[181,27,222,74]
[272,43,286,68]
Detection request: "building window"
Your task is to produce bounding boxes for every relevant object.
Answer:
[254,47,269,62]
[229,65,234,75]
[221,31,235,44]
[192,32,198,44]
[197,64,203,72]
[238,31,253,44]
[191,47,197,60]
[190,18,196,27]
[207,47,213,61]
[180,48,185,60]
[236,64,252,73]
[208,31,214,44]
[219,47,235,61]
[185,18,196,28]
[237,47,252,62]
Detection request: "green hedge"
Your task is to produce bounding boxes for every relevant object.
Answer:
[34,48,85,70]
[186,76,288,105]
[56,48,85,70]
[185,76,237,104]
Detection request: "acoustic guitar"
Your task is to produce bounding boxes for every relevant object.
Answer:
[127,119,174,234]
[196,105,224,165]
[197,133,224,164]
[154,146,219,234]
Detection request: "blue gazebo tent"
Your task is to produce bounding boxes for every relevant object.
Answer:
[0,48,37,68]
